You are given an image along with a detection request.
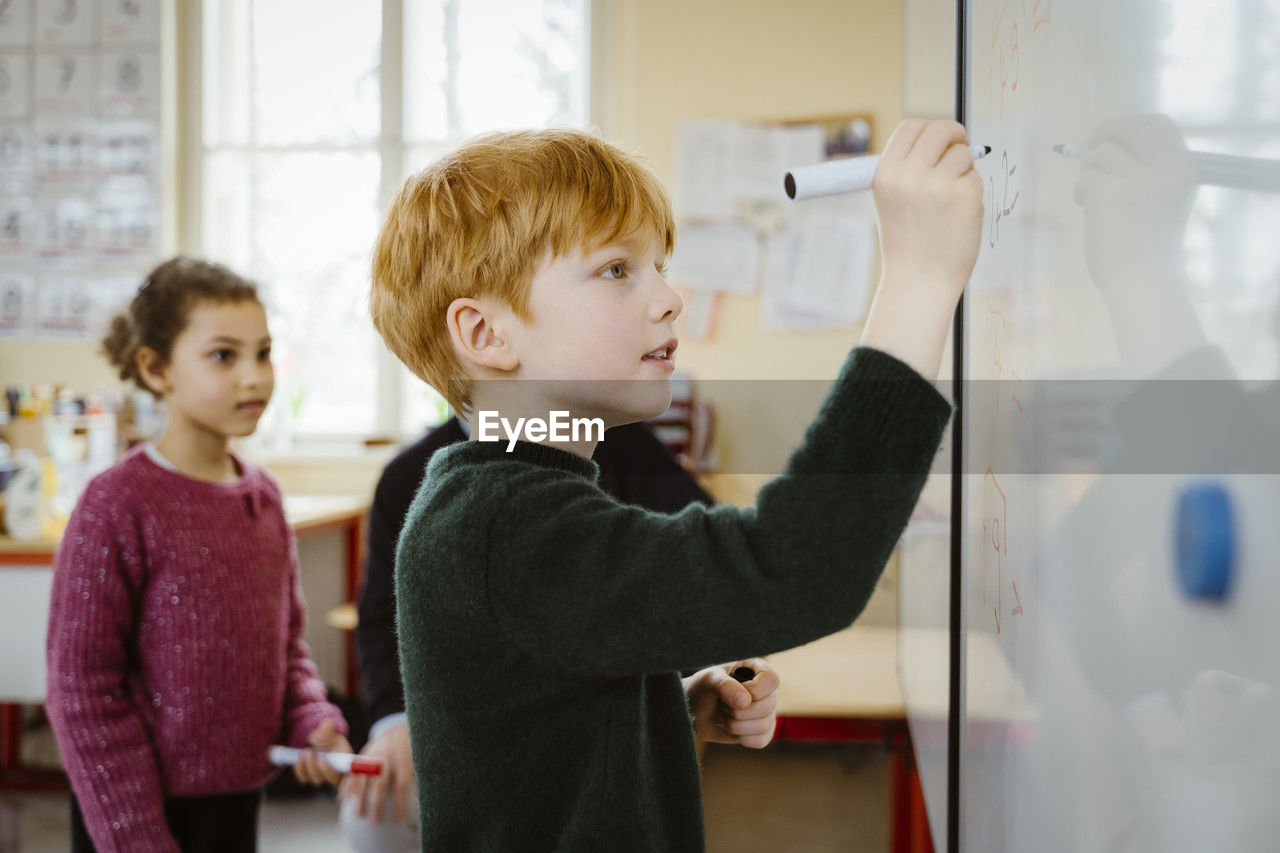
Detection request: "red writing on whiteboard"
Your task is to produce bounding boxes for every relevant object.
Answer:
[980,295,1024,417]
[981,468,1007,634]
[983,0,1050,120]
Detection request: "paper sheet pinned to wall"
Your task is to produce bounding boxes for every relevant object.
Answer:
[762,195,876,331]
[673,121,825,218]
[667,222,760,294]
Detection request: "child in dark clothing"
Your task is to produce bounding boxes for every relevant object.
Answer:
[368,122,983,850]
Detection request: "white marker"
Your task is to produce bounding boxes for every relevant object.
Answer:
[784,144,992,201]
[268,745,383,776]
[1054,143,1280,194]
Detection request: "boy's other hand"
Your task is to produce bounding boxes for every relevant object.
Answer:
[872,118,984,303]
[294,718,352,787]
[684,658,780,749]
[338,720,416,824]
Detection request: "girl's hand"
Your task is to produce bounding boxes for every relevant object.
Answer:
[684,659,780,749]
[293,718,352,787]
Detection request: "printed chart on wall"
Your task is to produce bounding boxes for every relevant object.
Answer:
[961,0,1280,850]
[0,0,163,339]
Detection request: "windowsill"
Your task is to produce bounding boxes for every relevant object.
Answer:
[238,439,402,467]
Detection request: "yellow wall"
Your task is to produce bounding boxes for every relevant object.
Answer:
[595,0,904,477]
[3,1,906,500]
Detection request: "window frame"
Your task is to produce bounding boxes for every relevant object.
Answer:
[179,0,605,444]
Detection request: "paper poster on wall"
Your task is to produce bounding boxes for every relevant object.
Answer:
[667,222,759,294]
[0,123,35,186]
[730,124,825,206]
[99,50,159,116]
[672,120,827,218]
[99,119,156,174]
[34,194,93,259]
[97,183,158,259]
[672,121,738,220]
[35,51,96,115]
[774,215,874,322]
[0,272,36,336]
[36,272,94,336]
[760,233,835,332]
[0,0,164,341]
[0,195,33,257]
[101,0,160,44]
[0,0,33,48]
[0,54,33,119]
[37,0,96,46]
[35,118,96,185]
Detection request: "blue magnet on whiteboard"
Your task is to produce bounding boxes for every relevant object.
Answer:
[1175,484,1235,600]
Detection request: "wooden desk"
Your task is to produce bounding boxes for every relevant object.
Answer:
[768,625,933,853]
[0,494,368,790]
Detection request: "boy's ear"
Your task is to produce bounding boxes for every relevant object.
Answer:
[135,346,170,396]
[446,297,520,373]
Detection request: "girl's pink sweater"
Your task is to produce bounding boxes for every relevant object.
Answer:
[46,445,347,852]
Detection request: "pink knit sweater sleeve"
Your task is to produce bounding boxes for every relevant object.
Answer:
[275,501,348,748]
[46,487,180,853]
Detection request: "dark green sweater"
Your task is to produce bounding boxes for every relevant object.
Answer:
[395,346,952,851]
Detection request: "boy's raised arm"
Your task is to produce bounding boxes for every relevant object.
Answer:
[478,346,952,676]
[861,119,984,380]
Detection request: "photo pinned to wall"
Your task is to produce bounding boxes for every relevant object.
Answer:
[0,0,164,341]
[669,113,877,336]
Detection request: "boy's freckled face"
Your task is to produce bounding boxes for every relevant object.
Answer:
[508,231,683,426]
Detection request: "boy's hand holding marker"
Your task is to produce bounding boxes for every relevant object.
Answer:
[684,659,780,749]
[863,119,986,381]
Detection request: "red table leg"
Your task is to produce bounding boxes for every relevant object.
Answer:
[776,715,934,853]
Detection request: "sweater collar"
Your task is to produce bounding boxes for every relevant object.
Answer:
[443,439,600,481]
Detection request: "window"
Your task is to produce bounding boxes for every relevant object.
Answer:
[194,0,588,441]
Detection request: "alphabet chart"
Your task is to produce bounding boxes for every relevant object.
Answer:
[0,0,162,338]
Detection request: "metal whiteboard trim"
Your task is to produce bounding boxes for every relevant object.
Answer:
[949,0,968,849]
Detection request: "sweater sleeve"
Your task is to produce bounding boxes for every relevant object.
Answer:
[278,516,349,747]
[484,347,952,676]
[356,462,413,725]
[46,489,180,853]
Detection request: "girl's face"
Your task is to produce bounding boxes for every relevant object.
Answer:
[159,299,274,441]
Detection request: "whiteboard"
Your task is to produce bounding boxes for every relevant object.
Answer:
[959,1,1280,851]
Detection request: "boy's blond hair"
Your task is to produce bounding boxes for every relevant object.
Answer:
[370,128,676,415]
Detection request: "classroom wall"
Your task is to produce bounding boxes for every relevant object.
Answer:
[4,3,910,621]
[593,0,904,475]
[593,0,905,626]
